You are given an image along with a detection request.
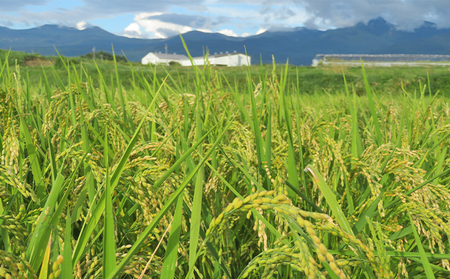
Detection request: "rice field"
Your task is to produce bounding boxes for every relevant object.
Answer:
[1,47,450,279]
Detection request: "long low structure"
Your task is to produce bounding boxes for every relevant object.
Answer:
[142,51,251,66]
[142,52,189,65]
[312,54,450,67]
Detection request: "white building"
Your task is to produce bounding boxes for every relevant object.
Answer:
[180,52,251,67]
[142,51,251,67]
[312,54,450,67]
[141,52,189,65]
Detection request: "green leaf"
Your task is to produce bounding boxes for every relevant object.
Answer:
[103,130,116,277]
[188,91,205,276]
[62,209,73,279]
[26,174,65,271]
[304,165,353,236]
[408,213,435,278]
[38,234,52,279]
[161,194,184,279]
[19,114,44,200]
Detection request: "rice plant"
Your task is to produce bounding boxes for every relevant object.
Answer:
[0,47,449,279]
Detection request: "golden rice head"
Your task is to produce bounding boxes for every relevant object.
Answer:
[0,250,36,279]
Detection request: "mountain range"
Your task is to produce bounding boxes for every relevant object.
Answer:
[2,17,450,65]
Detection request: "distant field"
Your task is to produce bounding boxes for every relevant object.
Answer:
[1,49,450,278]
[4,48,450,96]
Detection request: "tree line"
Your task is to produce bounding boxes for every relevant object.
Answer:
[79,50,127,62]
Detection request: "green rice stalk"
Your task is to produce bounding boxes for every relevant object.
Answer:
[103,129,116,277]
[408,212,435,278]
[37,233,51,279]
[62,208,73,279]
[360,61,382,146]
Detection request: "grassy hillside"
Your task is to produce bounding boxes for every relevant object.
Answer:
[1,49,450,278]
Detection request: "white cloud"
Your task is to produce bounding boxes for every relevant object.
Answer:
[125,23,141,33]
[197,28,212,33]
[8,0,450,41]
[3,1,308,39]
[132,12,193,38]
[241,32,252,37]
[217,29,238,37]
[76,21,89,30]
[296,0,450,31]
[123,22,143,38]
[256,28,267,35]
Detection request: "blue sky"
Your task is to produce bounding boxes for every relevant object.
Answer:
[1,1,450,39]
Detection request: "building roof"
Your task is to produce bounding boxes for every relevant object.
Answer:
[152,52,189,60]
[315,54,450,62]
[146,51,249,61]
[209,52,249,58]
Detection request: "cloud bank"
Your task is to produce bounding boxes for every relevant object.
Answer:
[294,0,450,30]
[1,0,450,39]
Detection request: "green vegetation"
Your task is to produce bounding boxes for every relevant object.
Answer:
[168,61,181,66]
[79,50,127,63]
[0,47,450,278]
[5,49,450,95]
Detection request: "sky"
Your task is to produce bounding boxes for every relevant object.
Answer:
[1,1,450,39]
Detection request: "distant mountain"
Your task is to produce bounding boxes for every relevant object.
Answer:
[2,18,450,65]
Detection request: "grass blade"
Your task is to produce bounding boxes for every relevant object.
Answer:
[304,165,353,235]
[188,75,207,276]
[37,233,52,279]
[160,194,183,279]
[103,129,116,277]
[408,212,435,278]
[19,114,44,200]
[26,173,65,271]
[62,209,73,279]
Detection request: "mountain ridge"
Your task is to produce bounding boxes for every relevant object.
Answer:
[1,18,450,65]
